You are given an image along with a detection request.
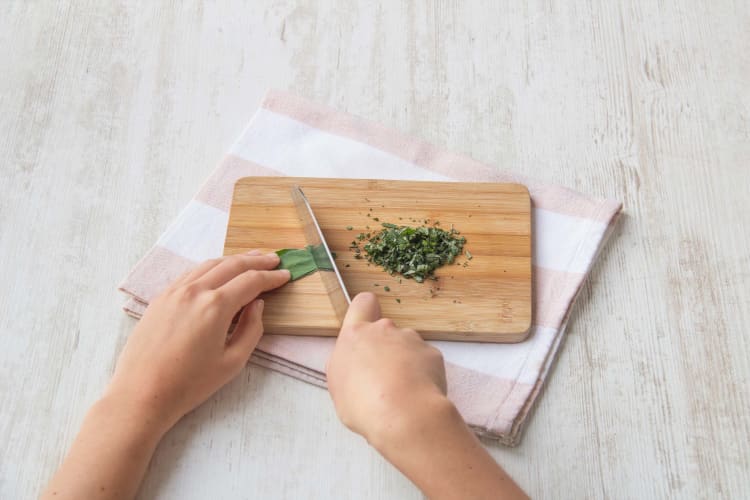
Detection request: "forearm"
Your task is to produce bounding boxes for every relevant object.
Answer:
[371,395,527,500]
[40,392,168,500]
[40,253,285,499]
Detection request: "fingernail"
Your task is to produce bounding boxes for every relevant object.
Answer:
[246,249,263,255]
[267,252,280,260]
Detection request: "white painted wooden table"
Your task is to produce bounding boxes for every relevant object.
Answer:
[1,1,748,498]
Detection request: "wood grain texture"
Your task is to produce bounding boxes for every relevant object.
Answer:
[224,177,532,342]
[0,1,748,499]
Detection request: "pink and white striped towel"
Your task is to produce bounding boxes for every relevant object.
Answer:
[120,90,621,445]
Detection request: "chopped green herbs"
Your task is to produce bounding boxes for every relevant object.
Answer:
[352,222,467,283]
[465,250,473,260]
[383,286,390,292]
[396,298,401,303]
[346,225,353,230]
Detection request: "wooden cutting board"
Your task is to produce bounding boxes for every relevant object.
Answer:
[223,177,532,343]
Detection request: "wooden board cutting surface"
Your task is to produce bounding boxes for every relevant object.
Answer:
[224,177,532,342]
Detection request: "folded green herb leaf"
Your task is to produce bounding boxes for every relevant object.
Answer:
[308,244,334,270]
[276,245,334,281]
[357,222,467,283]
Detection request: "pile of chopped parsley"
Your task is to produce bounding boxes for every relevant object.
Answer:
[351,222,467,283]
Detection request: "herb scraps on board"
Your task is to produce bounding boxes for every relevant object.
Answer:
[349,221,468,283]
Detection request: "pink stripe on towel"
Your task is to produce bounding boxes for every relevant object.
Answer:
[195,156,282,211]
[119,246,196,304]
[263,91,620,222]
[532,267,585,329]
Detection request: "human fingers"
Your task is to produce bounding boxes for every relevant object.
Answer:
[224,299,265,371]
[195,252,281,289]
[340,292,382,331]
[171,260,222,289]
[218,268,291,311]
[172,250,264,289]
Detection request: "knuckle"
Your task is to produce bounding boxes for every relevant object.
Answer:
[244,270,264,287]
[180,282,203,300]
[401,327,418,336]
[339,325,360,338]
[376,318,396,329]
[208,289,227,305]
[232,253,252,263]
[246,318,264,338]
[236,253,264,267]
[201,291,226,316]
[225,257,246,273]
[169,272,189,288]
[428,346,444,362]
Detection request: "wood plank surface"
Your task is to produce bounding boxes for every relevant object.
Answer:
[224,177,532,342]
[0,1,748,499]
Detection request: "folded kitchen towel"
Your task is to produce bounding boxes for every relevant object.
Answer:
[120,90,622,446]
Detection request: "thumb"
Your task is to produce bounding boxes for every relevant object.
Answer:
[225,299,265,368]
[341,292,381,330]
[328,292,381,375]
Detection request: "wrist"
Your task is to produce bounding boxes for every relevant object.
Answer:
[96,386,176,443]
[367,391,461,456]
[365,394,527,500]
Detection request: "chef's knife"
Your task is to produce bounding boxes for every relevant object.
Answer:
[290,185,351,323]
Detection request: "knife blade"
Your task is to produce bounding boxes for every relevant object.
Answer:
[290,185,351,323]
